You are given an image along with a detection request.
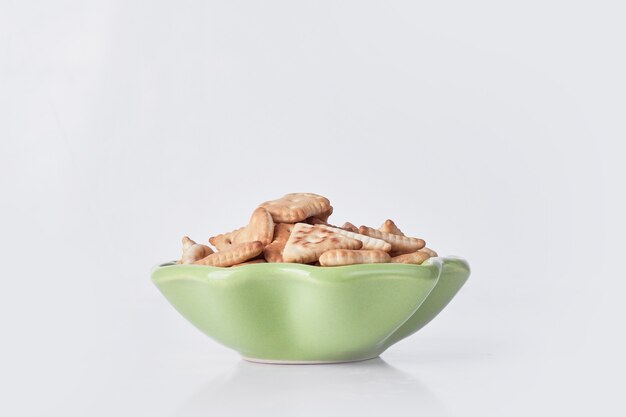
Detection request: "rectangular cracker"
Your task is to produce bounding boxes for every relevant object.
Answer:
[315,206,333,222]
[260,193,331,223]
[282,223,362,263]
[319,249,391,266]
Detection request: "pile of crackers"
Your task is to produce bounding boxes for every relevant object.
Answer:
[177,193,437,267]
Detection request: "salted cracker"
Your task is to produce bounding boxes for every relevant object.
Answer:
[282,223,362,264]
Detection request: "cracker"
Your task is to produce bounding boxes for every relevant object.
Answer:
[391,251,431,265]
[208,227,245,251]
[316,206,333,222]
[232,259,267,267]
[180,243,215,264]
[263,223,294,263]
[208,207,274,250]
[378,219,405,236]
[182,236,196,252]
[237,207,275,245]
[307,217,359,235]
[319,249,391,266]
[260,193,331,223]
[419,247,438,257]
[306,216,345,231]
[306,216,331,226]
[194,241,264,267]
[317,225,392,252]
[358,225,425,255]
[178,236,214,264]
[282,223,362,263]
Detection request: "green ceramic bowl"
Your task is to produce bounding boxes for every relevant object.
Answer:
[151,257,470,364]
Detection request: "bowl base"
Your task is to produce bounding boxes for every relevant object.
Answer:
[241,355,380,365]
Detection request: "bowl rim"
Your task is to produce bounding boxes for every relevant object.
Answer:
[152,257,447,271]
[152,256,471,271]
[148,257,473,286]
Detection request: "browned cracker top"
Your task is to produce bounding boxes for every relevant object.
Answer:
[260,193,331,223]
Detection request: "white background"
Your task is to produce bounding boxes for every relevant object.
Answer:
[1,1,625,416]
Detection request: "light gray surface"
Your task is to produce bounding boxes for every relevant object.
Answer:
[1,1,624,416]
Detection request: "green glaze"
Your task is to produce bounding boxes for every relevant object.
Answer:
[151,257,469,363]
[381,257,470,349]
